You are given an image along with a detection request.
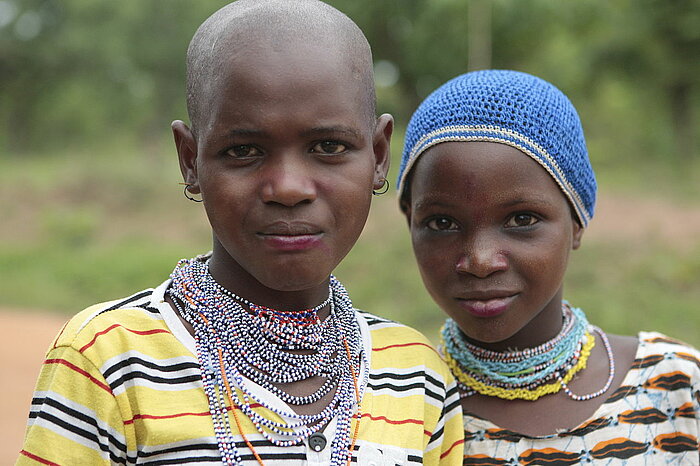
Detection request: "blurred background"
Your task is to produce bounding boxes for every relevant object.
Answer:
[2,0,699,341]
[1,1,699,453]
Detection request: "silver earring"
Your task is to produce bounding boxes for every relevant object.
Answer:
[372,178,389,196]
[180,182,203,202]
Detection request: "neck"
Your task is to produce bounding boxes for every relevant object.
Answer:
[464,290,566,352]
[208,241,332,318]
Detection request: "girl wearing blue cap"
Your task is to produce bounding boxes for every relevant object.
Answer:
[398,70,700,464]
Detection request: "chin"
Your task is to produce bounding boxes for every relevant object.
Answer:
[258,268,331,293]
[455,318,516,346]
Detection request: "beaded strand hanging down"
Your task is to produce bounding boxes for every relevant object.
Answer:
[167,257,368,466]
[440,304,615,401]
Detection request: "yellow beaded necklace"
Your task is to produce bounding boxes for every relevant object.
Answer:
[440,304,616,402]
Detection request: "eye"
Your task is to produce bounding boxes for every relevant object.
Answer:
[311,141,347,155]
[426,217,458,231]
[505,213,539,228]
[226,145,262,158]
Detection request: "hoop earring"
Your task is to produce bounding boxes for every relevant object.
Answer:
[180,182,203,203]
[372,178,389,196]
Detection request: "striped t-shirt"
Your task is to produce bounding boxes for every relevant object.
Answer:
[462,332,700,465]
[18,280,464,465]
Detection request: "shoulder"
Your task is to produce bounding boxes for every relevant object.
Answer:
[638,331,700,358]
[53,287,166,352]
[355,309,449,374]
[356,309,438,352]
[634,331,700,382]
[355,311,462,431]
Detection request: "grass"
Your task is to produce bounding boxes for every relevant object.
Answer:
[1,141,699,348]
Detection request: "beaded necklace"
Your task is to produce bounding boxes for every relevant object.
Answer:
[440,304,615,401]
[167,257,367,465]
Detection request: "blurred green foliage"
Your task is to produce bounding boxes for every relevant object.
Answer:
[1,0,699,345]
[2,0,699,161]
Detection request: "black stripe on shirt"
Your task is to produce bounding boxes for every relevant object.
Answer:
[104,356,199,378]
[32,406,128,464]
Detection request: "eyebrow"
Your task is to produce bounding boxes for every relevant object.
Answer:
[226,128,267,138]
[300,126,364,140]
[413,198,456,211]
[499,197,555,208]
[225,126,364,140]
[414,196,555,211]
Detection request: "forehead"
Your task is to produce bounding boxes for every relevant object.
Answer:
[410,141,567,206]
[227,38,354,90]
[200,39,371,131]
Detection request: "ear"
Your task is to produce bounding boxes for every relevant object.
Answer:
[172,120,200,193]
[400,200,412,227]
[371,113,394,189]
[572,220,584,250]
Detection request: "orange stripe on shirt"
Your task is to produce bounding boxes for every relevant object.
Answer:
[44,358,113,393]
[51,323,69,350]
[441,438,465,459]
[360,412,424,426]
[79,324,171,353]
[373,341,438,355]
[19,450,61,466]
[123,403,268,425]
[124,410,213,425]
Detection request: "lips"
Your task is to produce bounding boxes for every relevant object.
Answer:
[456,291,518,318]
[257,221,324,251]
[259,221,322,236]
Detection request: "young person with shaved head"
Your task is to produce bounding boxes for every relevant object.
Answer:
[18,1,463,464]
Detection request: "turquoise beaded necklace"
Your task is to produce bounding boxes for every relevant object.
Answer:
[441,304,615,401]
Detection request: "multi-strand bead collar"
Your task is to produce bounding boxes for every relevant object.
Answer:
[440,304,615,401]
[167,257,367,465]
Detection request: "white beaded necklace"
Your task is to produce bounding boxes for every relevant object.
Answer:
[167,256,367,465]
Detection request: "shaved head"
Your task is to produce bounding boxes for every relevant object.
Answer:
[185,0,376,135]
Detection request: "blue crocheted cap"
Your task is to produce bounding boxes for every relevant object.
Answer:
[397,69,596,226]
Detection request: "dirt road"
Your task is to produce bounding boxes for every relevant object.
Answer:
[1,311,67,463]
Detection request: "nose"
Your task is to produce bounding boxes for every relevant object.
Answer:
[455,233,508,278]
[260,155,317,207]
